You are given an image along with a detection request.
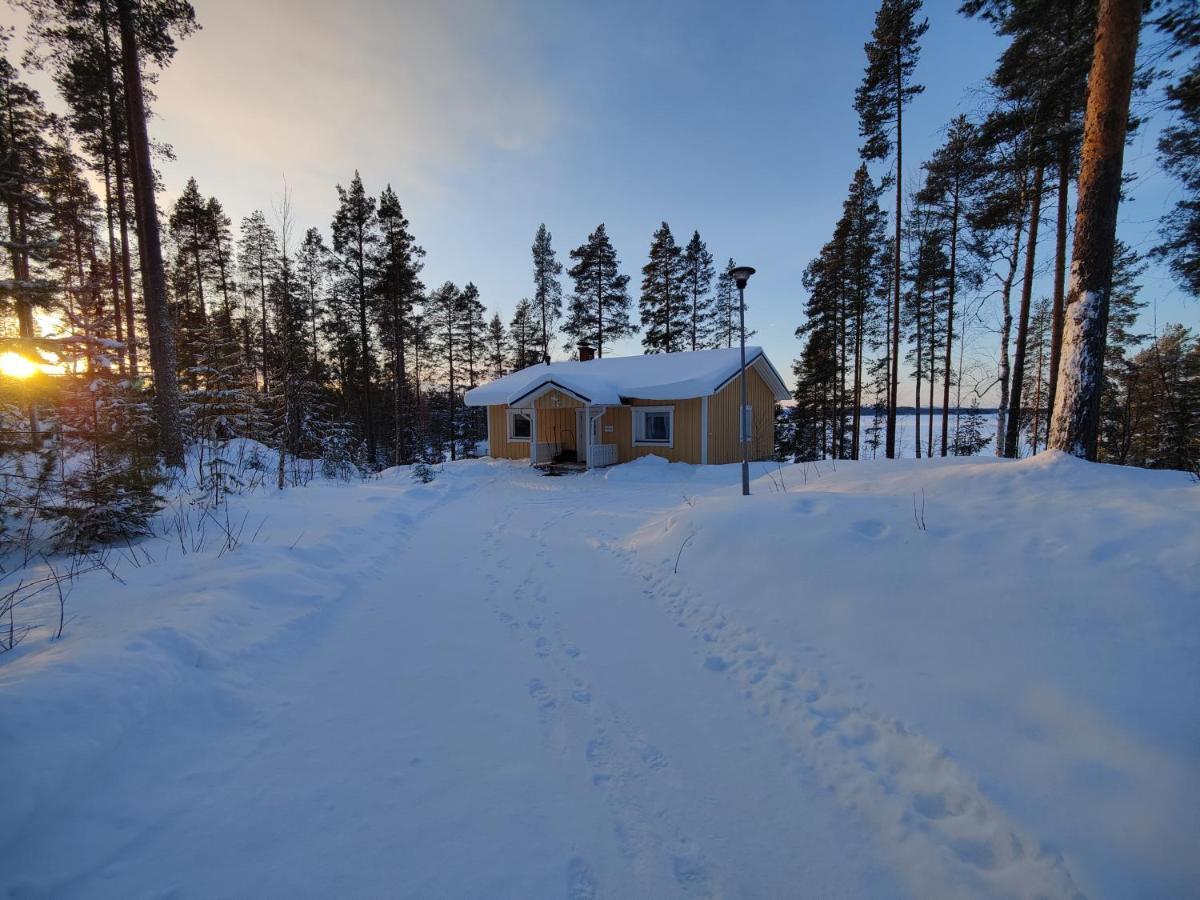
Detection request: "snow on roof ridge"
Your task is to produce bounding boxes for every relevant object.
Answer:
[464,347,783,407]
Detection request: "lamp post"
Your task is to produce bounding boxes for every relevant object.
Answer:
[730,265,756,496]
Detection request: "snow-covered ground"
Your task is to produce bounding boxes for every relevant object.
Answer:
[2,452,1197,898]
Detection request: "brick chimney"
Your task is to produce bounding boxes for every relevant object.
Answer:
[578,343,596,362]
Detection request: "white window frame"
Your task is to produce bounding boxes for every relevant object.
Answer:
[741,404,753,443]
[507,408,532,442]
[633,405,674,448]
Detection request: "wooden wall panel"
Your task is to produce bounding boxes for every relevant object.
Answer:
[486,404,530,460]
[707,366,778,464]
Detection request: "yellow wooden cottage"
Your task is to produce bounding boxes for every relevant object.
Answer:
[463,346,790,468]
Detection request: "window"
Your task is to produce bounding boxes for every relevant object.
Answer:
[741,404,753,442]
[507,409,531,441]
[633,406,674,446]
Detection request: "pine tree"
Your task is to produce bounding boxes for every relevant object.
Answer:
[330,171,380,466]
[680,231,715,352]
[115,0,191,466]
[918,116,987,455]
[373,186,423,464]
[0,46,57,445]
[531,223,562,362]
[855,0,928,458]
[640,222,687,354]
[1150,1,1200,297]
[961,0,1097,432]
[1048,0,1144,458]
[564,223,633,356]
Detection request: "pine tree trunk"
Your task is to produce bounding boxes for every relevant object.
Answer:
[1046,136,1071,425]
[886,43,903,460]
[116,0,183,466]
[941,186,958,456]
[1049,0,1143,458]
[994,198,1025,456]
[356,233,375,465]
[915,288,923,459]
[1004,162,1045,458]
[100,0,138,377]
[98,112,126,373]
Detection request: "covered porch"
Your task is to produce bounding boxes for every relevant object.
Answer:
[509,383,620,470]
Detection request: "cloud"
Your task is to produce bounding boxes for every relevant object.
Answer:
[152,0,563,216]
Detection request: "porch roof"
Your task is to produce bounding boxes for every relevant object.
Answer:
[464,347,789,408]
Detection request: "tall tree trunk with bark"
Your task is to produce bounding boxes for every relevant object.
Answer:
[887,51,903,459]
[1046,135,1071,424]
[100,0,138,377]
[1004,162,1045,458]
[940,183,958,456]
[116,0,183,465]
[1049,0,1143,458]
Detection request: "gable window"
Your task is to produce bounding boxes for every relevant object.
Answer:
[507,409,531,442]
[633,406,674,447]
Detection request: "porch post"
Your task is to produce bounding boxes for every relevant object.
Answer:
[530,407,538,466]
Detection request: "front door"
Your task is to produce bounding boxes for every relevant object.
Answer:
[576,409,588,463]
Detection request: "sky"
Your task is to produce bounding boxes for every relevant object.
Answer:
[6,0,1196,401]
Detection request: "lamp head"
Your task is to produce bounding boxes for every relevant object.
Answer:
[730,265,756,289]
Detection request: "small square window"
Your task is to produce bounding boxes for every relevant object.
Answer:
[507,410,531,441]
[633,406,673,446]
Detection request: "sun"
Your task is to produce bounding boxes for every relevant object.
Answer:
[0,352,39,379]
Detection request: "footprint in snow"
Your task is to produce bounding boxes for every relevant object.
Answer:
[528,679,557,713]
[640,743,668,770]
[536,637,552,657]
[852,519,889,539]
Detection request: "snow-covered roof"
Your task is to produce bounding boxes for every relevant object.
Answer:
[463,347,790,407]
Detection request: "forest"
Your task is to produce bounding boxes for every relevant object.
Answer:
[0,0,1197,559]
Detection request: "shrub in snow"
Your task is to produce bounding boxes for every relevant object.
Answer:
[411,460,436,484]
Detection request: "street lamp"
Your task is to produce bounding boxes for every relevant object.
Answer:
[730,265,756,496]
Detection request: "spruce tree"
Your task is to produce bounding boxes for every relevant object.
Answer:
[564,223,633,356]
[458,282,487,452]
[640,222,687,354]
[426,282,464,461]
[486,313,508,380]
[855,0,928,458]
[531,223,562,362]
[237,210,279,393]
[509,298,543,371]
[712,259,739,349]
